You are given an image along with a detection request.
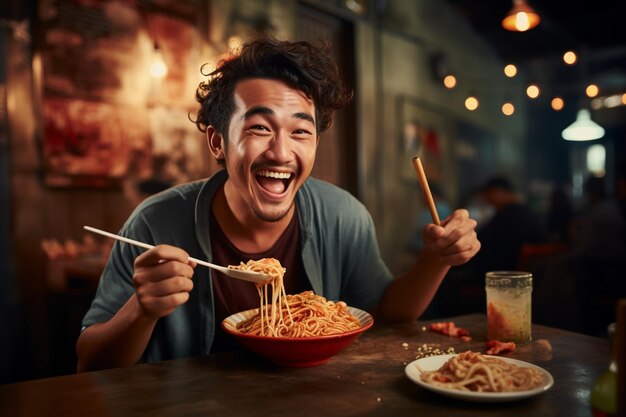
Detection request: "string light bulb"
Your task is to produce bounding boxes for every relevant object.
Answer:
[502,0,541,32]
[502,102,515,116]
[504,64,518,78]
[443,74,457,89]
[526,84,540,99]
[563,51,577,65]
[465,96,479,111]
[586,84,599,98]
[551,97,564,111]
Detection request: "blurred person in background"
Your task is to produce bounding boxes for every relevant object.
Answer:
[569,175,625,261]
[613,158,626,245]
[473,175,545,271]
[545,183,574,245]
[431,175,544,316]
[537,175,626,335]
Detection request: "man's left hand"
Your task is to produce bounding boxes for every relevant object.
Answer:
[422,209,481,266]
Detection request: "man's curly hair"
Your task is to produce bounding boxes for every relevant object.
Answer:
[193,37,353,139]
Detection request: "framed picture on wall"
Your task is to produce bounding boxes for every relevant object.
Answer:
[397,95,453,188]
[36,0,208,188]
[397,95,496,205]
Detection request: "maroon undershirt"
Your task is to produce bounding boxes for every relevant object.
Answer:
[209,209,311,352]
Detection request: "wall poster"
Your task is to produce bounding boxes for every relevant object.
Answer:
[37,0,209,188]
[398,95,496,205]
[398,95,453,188]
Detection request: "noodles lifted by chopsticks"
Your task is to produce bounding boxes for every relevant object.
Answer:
[229,258,361,337]
[418,351,544,392]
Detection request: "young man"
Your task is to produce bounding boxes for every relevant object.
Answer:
[77,37,480,372]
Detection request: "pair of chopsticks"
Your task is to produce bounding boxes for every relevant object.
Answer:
[412,157,441,226]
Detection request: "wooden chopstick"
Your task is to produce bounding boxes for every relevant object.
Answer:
[412,156,441,226]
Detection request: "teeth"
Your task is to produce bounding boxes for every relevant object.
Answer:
[257,170,292,179]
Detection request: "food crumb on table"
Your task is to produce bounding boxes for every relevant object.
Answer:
[415,344,456,359]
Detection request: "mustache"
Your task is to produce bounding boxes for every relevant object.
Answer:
[251,161,299,173]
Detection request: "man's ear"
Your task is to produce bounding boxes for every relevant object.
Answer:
[207,126,225,162]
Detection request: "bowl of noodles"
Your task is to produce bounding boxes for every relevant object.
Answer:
[222,291,374,367]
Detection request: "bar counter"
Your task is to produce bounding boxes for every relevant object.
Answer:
[0,314,608,417]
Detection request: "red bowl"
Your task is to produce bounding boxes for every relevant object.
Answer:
[221,306,374,367]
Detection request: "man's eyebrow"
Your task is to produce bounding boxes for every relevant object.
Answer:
[242,106,273,119]
[293,112,315,125]
[242,107,316,126]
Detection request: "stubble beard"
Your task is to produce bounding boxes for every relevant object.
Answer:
[252,200,295,223]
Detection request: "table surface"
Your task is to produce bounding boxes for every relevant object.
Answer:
[0,314,609,417]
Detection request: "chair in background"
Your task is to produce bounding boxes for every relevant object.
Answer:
[518,242,568,273]
[579,259,626,337]
[518,243,570,331]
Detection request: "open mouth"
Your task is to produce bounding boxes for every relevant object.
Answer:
[255,169,294,195]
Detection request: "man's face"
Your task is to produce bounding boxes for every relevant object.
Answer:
[220,78,318,222]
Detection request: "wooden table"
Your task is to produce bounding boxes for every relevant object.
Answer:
[0,314,608,417]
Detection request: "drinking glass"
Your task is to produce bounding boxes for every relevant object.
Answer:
[485,271,533,344]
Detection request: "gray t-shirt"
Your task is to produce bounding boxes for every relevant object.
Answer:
[82,169,393,362]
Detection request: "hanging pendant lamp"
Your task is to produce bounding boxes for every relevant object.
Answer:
[561,109,605,141]
[502,0,541,32]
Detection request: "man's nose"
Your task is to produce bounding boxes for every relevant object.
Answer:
[266,131,291,162]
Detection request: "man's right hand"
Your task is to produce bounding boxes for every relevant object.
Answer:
[133,244,196,319]
[77,244,197,372]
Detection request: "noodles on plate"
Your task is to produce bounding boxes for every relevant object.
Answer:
[418,351,545,392]
[228,258,361,337]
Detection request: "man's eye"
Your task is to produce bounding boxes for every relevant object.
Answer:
[293,129,313,135]
[250,125,269,132]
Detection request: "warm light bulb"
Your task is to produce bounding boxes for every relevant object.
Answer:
[150,57,167,78]
[502,102,515,116]
[586,84,599,98]
[514,12,531,31]
[622,93,626,105]
[551,97,564,111]
[443,75,457,89]
[502,0,540,32]
[526,84,540,99]
[150,43,168,78]
[504,64,517,78]
[465,96,479,111]
[227,36,243,52]
[563,51,577,65]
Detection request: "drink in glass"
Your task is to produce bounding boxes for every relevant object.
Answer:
[485,271,532,344]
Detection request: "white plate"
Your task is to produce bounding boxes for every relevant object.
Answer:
[405,354,554,403]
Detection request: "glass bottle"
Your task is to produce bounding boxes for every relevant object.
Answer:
[590,323,617,417]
